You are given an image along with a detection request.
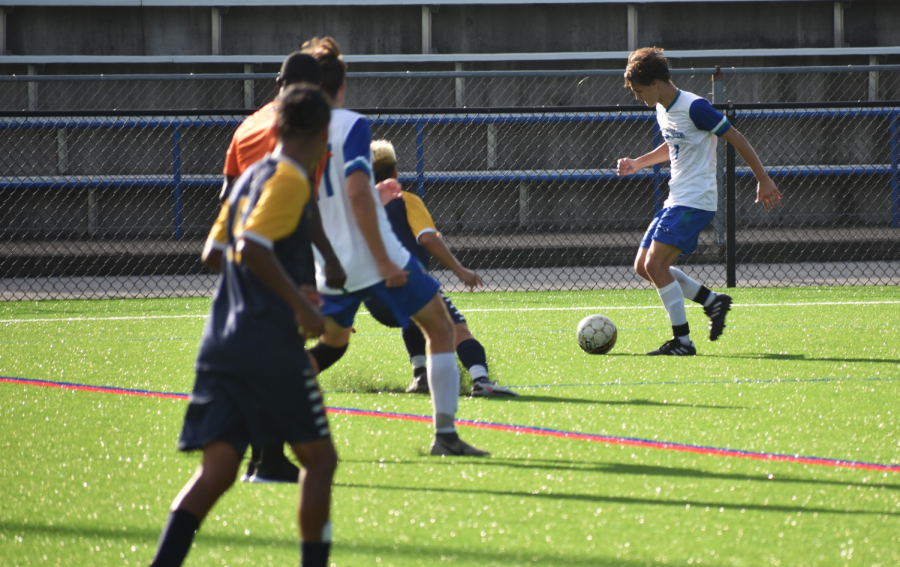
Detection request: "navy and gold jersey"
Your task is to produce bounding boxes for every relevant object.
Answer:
[383,191,439,269]
[197,153,314,373]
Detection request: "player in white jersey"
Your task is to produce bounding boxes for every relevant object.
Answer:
[616,47,782,355]
[300,37,488,456]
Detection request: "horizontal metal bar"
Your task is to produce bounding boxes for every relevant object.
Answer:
[0,118,243,130]
[2,47,900,66]
[0,0,812,7]
[0,178,220,190]
[3,65,900,83]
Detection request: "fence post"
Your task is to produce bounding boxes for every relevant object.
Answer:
[712,66,726,244]
[725,102,736,287]
[415,120,425,199]
[891,110,899,228]
[652,122,663,212]
[243,63,255,110]
[27,64,38,111]
[173,125,184,240]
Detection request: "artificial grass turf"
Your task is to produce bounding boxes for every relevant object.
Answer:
[1,286,899,565]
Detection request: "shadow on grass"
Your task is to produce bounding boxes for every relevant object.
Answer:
[502,395,746,410]
[708,353,900,364]
[0,521,688,566]
[340,457,900,493]
[335,481,896,517]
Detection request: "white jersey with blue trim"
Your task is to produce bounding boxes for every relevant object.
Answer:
[656,90,731,212]
[314,108,411,294]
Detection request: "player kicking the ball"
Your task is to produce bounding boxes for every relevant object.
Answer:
[366,139,518,397]
[301,37,488,456]
[616,47,782,355]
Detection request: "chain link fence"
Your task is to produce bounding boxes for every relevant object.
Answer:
[2,66,899,299]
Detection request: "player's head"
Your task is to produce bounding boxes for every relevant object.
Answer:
[624,47,671,107]
[275,85,332,168]
[371,139,398,183]
[301,36,347,107]
[276,52,323,92]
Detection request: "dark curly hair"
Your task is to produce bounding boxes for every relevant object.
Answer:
[624,47,671,88]
[275,85,331,139]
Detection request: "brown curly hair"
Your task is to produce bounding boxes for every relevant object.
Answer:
[301,36,347,99]
[624,47,671,88]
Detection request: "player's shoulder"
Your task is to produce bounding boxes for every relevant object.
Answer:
[237,102,278,132]
[400,191,427,209]
[332,108,368,129]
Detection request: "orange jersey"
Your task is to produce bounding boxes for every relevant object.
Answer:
[223,102,280,177]
[313,147,331,200]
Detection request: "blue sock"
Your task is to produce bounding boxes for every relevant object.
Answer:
[456,338,488,381]
[150,509,200,567]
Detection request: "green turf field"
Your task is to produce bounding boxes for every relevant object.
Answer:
[1,286,899,566]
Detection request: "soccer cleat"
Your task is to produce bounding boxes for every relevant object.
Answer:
[430,436,490,457]
[405,373,429,394]
[248,458,300,484]
[647,339,697,356]
[704,294,732,341]
[471,378,520,397]
[240,460,258,483]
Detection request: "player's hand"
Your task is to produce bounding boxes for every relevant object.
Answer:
[323,259,347,290]
[295,309,326,338]
[616,158,639,177]
[755,176,783,211]
[378,259,408,288]
[456,268,483,290]
[375,178,403,206]
[300,285,323,307]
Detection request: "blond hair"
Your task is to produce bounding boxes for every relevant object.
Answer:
[371,139,398,183]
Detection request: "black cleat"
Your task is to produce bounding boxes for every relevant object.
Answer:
[647,339,696,356]
[704,294,732,341]
[405,374,429,394]
[249,457,300,484]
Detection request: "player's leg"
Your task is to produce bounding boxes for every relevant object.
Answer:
[149,441,241,566]
[289,438,338,567]
[444,292,518,398]
[643,240,697,356]
[362,296,429,393]
[669,266,732,341]
[249,443,300,484]
[411,293,489,456]
[308,295,361,374]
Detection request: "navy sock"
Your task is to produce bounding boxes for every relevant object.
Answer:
[300,542,331,567]
[401,325,427,360]
[456,338,488,379]
[309,343,348,373]
[250,444,261,463]
[150,509,200,567]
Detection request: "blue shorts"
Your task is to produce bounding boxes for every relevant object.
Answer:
[364,290,466,328]
[640,205,716,255]
[321,259,441,329]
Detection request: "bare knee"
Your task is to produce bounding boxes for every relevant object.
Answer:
[292,440,338,478]
[195,463,237,496]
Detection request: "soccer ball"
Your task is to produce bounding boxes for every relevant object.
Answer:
[576,315,617,355]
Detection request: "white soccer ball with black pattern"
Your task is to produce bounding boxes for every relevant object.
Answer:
[576,314,617,355]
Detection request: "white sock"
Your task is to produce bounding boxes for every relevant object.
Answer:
[410,354,426,372]
[427,352,459,434]
[657,280,691,344]
[468,365,488,381]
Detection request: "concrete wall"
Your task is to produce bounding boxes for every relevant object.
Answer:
[4,2,900,59]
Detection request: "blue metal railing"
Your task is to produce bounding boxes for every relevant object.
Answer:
[2,107,899,238]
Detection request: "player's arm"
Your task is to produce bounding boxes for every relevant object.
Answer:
[418,233,483,290]
[616,143,670,176]
[201,202,230,273]
[219,175,236,202]
[720,128,783,211]
[347,171,408,287]
[308,199,347,289]
[238,238,325,336]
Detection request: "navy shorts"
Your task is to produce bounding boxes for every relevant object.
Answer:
[177,363,329,456]
[364,290,466,328]
[321,259,441,329]
[640,205,716,255]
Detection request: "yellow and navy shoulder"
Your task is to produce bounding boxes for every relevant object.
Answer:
[196,153,315,374]
[383,191,437,269]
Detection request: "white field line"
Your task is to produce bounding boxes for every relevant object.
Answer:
[1,300,898,324]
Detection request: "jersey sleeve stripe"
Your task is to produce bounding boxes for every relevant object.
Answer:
[415,227,438,241]
[712,117,731,136]
[344,156,372,178]
[206,239,228,251]
[241,230,274,249]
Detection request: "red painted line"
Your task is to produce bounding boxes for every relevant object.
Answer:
[5,376,899,474]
